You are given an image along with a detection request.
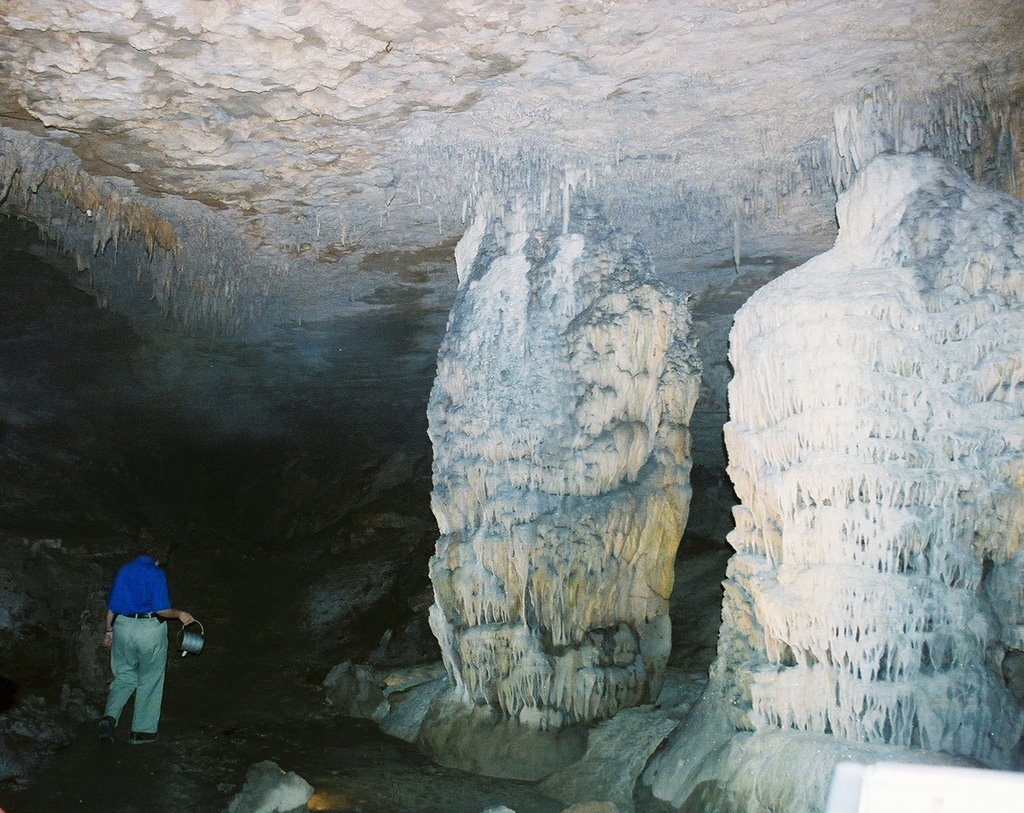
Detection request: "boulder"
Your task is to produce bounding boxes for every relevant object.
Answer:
[225,760,313,813]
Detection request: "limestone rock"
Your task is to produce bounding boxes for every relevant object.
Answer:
[2,1,1021,320]
[540,705,679,813]
[561,803,619,813]
[322,660,384,719]
[225,760,313,813]
[417,685,587,781]
[371,663,449,743]
[646,726,976,813]
[646,153,1024,809]
[427,199,700,729]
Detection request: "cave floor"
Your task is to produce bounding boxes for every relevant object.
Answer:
[3,532,729,813]
[3,539,564,813]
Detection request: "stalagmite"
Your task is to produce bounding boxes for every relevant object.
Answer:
[646,153,1024,811]
[427,197,700,730]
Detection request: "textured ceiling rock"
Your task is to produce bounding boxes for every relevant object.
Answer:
[1,1,1023,329]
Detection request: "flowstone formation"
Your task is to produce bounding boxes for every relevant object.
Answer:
[427,199,700,730]
[646,153,1024,811]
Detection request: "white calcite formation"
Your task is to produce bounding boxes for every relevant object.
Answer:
[0,128,284,331]
[643,152,1024,813]
[427,200,700,730]
[225,761,314,813]
[717,153,1024,767]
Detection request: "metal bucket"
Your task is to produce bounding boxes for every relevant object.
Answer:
[178,620,205,657]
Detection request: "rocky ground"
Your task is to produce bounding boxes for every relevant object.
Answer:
[0,505,728,813]
[1,528,573,812]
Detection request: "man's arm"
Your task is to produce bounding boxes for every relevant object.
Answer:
[151,564,194,625]
[157,608,196,626]
[103,609,114,650]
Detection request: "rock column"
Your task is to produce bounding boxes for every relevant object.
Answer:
[717,153,1024,765]
[428,200,700,729]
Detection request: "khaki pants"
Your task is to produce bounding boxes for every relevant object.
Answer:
[104,616,168,734]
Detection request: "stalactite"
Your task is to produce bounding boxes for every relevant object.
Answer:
[828,78,1024,202]
[0,126,283,333]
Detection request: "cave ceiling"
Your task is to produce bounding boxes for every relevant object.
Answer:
[0,0,1022,329]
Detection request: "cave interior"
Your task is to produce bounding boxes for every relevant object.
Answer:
[0,0,1022,810]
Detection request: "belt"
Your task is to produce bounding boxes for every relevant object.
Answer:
[122,612,158,619]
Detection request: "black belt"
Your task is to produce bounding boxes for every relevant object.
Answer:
[121,612,158,619]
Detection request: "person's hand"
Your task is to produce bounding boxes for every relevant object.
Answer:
[179,611,196,626]
[102,629,113,650]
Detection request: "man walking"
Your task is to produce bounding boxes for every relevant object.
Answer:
[98,538,195,744]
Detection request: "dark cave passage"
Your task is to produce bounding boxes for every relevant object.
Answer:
[0,216,444,542]
[0,226,492,810]
[0,220,744,811]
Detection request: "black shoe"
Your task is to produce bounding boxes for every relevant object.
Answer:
[129,731,159,745]
[98,716,115,743]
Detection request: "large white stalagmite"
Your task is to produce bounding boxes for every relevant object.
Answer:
[646,153,1024,812]
[427,199,700,730]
